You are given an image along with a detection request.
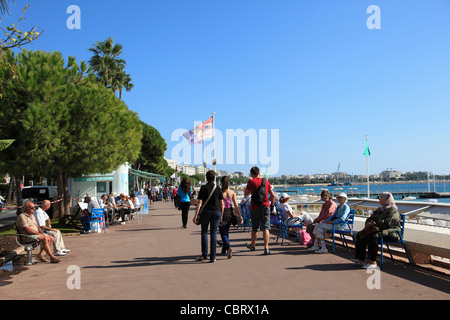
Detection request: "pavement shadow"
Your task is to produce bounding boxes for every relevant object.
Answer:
[287,263,357,272]
[115,227,183,232]
[83,255,200,269]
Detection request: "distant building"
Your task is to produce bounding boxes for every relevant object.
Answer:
[312,174,330,180]
[165,158,177,170]
[380,170,403,180]
[217,170,230,177]
[233,171,246,178]
[179,165,196,176]
[332,172,349,180]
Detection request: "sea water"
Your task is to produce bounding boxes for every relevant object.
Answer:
[276,182,450,204]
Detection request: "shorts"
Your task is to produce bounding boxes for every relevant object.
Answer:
[251,206,271,232]
[21,234,40,244]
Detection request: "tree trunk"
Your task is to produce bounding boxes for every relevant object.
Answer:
[14,176,22,216]
[7,174,14,202]
[56,170,64,219]
[63,170,71,218]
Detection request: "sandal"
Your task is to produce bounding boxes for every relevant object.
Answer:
[245,243,255,251]
[50,257,61,263]
[36,255,49,262]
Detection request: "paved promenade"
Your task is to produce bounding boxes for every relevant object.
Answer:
[1,201,449,300]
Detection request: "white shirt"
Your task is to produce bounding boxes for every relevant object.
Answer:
[279,203,295,221]
[33,207,49,227]
[98,198,106,208]
[279,202,313,225]
[125,199,134,209]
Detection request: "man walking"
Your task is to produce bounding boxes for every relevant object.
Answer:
[244,166,277,255]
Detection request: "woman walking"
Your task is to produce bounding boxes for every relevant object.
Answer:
[178,177,192,228]
[193,170,223,263]
[219,176,243,259]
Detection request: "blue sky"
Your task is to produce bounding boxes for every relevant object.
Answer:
[3,0,450,176]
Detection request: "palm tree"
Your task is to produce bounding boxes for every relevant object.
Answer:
[110,69,134,100]
[88,37,126,89]
[0,0,14,18]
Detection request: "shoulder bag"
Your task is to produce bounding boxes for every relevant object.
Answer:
[194,184,217,225]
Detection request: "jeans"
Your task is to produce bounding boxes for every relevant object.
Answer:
[81,215,90,232]
[219,223,231,253]
[200,209,221,261]
[180,202,191,227]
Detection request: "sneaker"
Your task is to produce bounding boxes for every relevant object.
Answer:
[245,243,255,251]
[315,247,328,254]
[263,248,270,255]
[307,245,320,252]
[362,263,378,269]
[54,251,66,256]
[227,248,232,259]
[61,249,71,253]
[196,256,207,262]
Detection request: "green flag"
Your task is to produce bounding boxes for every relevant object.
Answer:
[364,141,371,157]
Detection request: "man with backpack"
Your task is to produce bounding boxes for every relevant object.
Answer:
[244,166,278,255]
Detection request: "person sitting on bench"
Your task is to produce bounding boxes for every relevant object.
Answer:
[16,201,61,263]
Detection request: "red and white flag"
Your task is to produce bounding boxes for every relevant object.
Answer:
[194,116,213,140]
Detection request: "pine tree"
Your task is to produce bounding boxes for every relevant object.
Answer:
[0,50,143,216]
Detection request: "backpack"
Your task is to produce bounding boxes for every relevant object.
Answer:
[252,178,266,207]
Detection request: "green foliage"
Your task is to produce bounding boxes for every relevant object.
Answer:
[0,139,13,151]
[133,121,168,176]
[0,5,43,96]
[0,50,143,179]
[88,37,133,99]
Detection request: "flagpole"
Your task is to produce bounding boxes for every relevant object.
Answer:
[366,135,370,198]
[203,139,206,183]
[212,112,216,185]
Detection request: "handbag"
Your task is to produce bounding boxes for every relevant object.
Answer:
[229,207,238,226]
[357,224,380,239]
[220,207,237,227]
[194,185,217,225]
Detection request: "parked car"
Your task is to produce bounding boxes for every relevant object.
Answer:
[21,186,58,218]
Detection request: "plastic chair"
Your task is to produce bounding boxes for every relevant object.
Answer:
[378,214,413,267]
[89,208,106,234]
[326,209,355,252]
[130,206,142,224]
[275,202,303,245]
[239,201,252,232]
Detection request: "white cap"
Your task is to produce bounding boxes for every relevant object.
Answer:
[280,193,290,200]
[337,192,347,199]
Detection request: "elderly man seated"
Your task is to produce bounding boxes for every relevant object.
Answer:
[33,200,70,256]
[81,196,100,233]
[16,201,61,263]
